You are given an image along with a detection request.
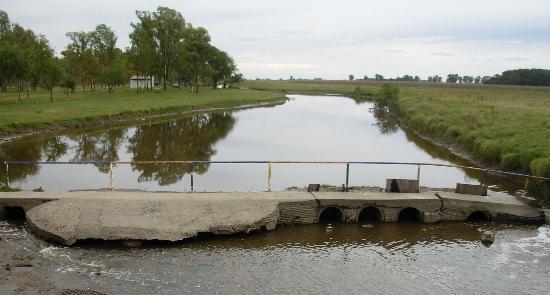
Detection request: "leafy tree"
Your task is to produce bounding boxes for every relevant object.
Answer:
[40,58,65,102]
[349,74,354,81]
[485,69,550,86]
[375,74,384,80]
[129,13,157,91]
[90,24,117,66]
[208,47,235,89]
[98,57,127,96]
[180,26,213,93]
[152,7,187,90]
[446,74,459,83]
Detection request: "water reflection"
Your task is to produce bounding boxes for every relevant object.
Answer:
[0,95,547,201]
[128,113,235,185]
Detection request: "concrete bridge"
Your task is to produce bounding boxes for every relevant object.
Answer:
[0,190,546,246]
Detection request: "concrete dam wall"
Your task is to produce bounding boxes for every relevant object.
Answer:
[0,191,546,246]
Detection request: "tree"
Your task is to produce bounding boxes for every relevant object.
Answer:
[98,57,127,96]
[446,74,459,83]
[349,74,354,81]
[485,69,550,86]
[208,47,235,89]
[375,74,384,80]
[63,31,93,90]
[180,26,213,93]
[0,43,29,95]
[152,7,187,90]
[90,24,117,66]
[40,58,65,102]
[129,12,157,91]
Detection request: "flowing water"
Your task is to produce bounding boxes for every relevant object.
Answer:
[1,220,549,294]
[1,94,549,294]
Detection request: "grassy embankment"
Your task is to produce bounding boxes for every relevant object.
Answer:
[242,80,550,177]
[0,87,284,136]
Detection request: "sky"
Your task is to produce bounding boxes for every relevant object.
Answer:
[3,0,550,80]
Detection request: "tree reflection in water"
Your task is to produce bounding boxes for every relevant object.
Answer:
[68,129,127,173]
[128,112,236,185]
[0,136,69,183]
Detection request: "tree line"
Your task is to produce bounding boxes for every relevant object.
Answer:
[0,7,242,101]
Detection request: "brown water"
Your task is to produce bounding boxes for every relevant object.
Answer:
[1,97,549,293]
[1,221,549,294]
[0,94,535,196]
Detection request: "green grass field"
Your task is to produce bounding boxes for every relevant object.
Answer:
[0,87,284,136]
[243,80,550,177]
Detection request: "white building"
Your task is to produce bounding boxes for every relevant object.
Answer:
[129,76,155,89]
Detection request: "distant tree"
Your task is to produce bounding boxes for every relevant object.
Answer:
[474,76,481,84]
[0,43,25,93]
[63,31,102,91]
[227,72,243,87]
[446,74,459,83]
[98,57,127,96]
[208,47,235,89]
[434,75,442,83]
[414,75,420,81]
[485,69,550,86]
[428,76,433,82]
[63,79,76,96]
[375,74,384,80]
[348,74,354,81]
[462,76,474,83]
[40,58,65,102]
[289,75,295,80]
[90,24,117,66]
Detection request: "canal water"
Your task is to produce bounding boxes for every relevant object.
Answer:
[1,94,549,294]
[0,94,521,193]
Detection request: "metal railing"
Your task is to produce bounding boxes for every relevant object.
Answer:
[3,160,550,191]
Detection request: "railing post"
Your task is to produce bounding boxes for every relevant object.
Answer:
[190,163,194,192]
[417,164,421,183]
[267,161,272,192]
[109,162,114,191]
[345,162,350,191]
[4,162,9,188]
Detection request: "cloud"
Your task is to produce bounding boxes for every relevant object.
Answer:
[429,52,455,57]
[2,0,550,79]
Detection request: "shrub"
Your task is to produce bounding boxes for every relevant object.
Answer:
[377,84,400,103]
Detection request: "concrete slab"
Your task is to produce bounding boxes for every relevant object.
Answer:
[0,190,544,246]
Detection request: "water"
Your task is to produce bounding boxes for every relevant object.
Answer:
[0,94,522,193]
[2,220,549,294]
[1,95,549,293]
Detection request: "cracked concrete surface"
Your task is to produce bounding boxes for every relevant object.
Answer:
[0,191,544,245]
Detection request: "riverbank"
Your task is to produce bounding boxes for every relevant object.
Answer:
[243,80,550,178]
[0,88,285,142]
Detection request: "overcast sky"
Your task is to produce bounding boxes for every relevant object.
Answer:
[3,0,550,79]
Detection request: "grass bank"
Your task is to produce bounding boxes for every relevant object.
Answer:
[243,80,550,177]
[0,87,284,138]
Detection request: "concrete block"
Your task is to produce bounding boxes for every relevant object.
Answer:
[308,184,320,192]
[385,179,419,193]
[422,212,440,223]
[456,183,487,196]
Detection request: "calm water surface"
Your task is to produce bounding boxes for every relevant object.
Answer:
[0,94,522,193]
